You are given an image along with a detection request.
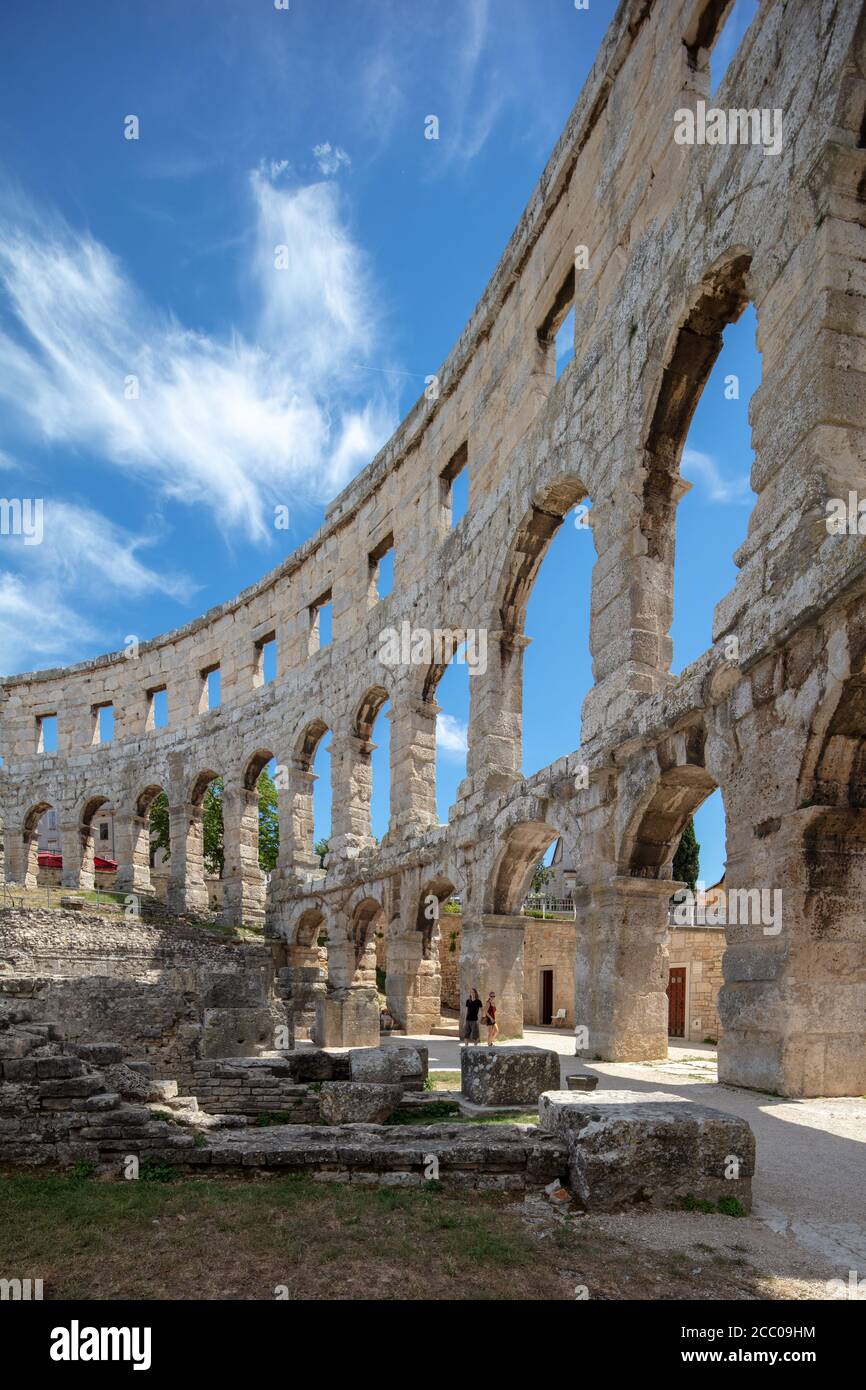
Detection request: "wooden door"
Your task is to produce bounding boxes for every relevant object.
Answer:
[667,967,686,1038]
[541,969,554,1026]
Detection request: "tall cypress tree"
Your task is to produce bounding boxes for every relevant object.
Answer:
[672,817,700,891]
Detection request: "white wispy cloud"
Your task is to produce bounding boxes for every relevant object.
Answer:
[437,712,468,758]
[681,448,752,505]
[312,143,351,177]
[0,573,100,672]
[0,500,195,671]
[0,173,398,544]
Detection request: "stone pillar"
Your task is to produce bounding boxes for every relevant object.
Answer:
[388,695,438,836]
[329,732,375,858]
[280,943,326,1040]
[167,801,209,915]
[572,877,671,1061]
[279,766,319,875]
[466,632,528,798]
[7,829,36,888]
[718,808,866,1098]
[221,783,265,927]
[60,820,88,890]
[386,936,441,1034]
[113,811,151,895]
[458,915,525,1039]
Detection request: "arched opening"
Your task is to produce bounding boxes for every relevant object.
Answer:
[622,737,729,1054]
[522,499,595,774]
[350,897,383,986]
[641,253,757,675]
[22,801,54,889]
[422,635,469,826]
[135,783,170,899]
[487,476,592,783]
[289,906,327,1040]
[78,795,111,891]
[491,820,561,916]
[294,720,331,873]
[355,686,391,844]
[185,770,223,913]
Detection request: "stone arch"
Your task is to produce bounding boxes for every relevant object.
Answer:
[349,895,385,982]
[296,905,325,946]
[21,800,54,889]
[466,474,589,792]
[283,717,332,873]
[76,794,112,890]
[166,768,224,917]
[350,684,391,844]
[620,739,719,881]
[639,249,753,670]
[124,781,169,898]
[490,819,561,915]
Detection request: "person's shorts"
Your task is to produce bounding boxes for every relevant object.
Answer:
[465,1020,480,1041]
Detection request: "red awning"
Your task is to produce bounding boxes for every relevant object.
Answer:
[37,852,117,872]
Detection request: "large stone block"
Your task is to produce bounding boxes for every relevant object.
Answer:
[461,1046,561,1106]
[349,1045,426,1086]
[201,1008,274,1058]
[319,1082,403,1125]
[537,1090,755,1213]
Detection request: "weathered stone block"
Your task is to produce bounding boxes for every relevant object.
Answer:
[537,1090,754,1213]
[319,1082,403,1125]
[461,1046,561,1106]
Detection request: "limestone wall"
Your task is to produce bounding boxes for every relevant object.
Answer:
[1,0,865,1096]
[0,909,287,1071]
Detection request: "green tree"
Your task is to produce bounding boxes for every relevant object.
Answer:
[314,838,329,869]
[673,818,700,892]
[148,772,280,876]
[531,858,553,895]
[257,766,279,873]
[202,778,224,876]
[149,792,170,865]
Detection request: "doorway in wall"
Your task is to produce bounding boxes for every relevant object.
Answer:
[540,969,554,1027]
[667,967,686,1038]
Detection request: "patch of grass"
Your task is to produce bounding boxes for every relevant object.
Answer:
[254,1112,293,1127]
[69,1160,96,1182]
[678,1193,746,1218]
[138,1159,178,1184]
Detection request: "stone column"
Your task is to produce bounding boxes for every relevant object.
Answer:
[279,766,319,875]
[167,801,209,915]
[466,632,528,798]
[458,915,525,1039]
[329,731,375,858]
[279,943,326,1041]
[388,694,438,837]
[718,807,866,1098]
[572,876,671,1061]
[113,811,151,895]
[7,830,36,888]
[60,820,89,890]
[221,783,265,927]
[386,936,441,1034]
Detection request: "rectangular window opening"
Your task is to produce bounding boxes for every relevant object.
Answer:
[201,665,221,711]
[440,442,469,529]
[255,634,277,686]
[94,703,115,745]
[148,686,169,730]
[369,534,395,602]
[37,714,58,754]
[309,591,333,655]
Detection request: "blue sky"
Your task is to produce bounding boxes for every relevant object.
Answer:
[0,0,759,886]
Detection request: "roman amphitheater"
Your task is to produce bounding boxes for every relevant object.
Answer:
[2,0,865,1108]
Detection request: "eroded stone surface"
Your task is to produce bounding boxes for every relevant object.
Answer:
[538,1090,755,1213]
[461,1046,561,1106]
[319,1082,403,1125]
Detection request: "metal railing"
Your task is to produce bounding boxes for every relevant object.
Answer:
[522,894,576,919]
